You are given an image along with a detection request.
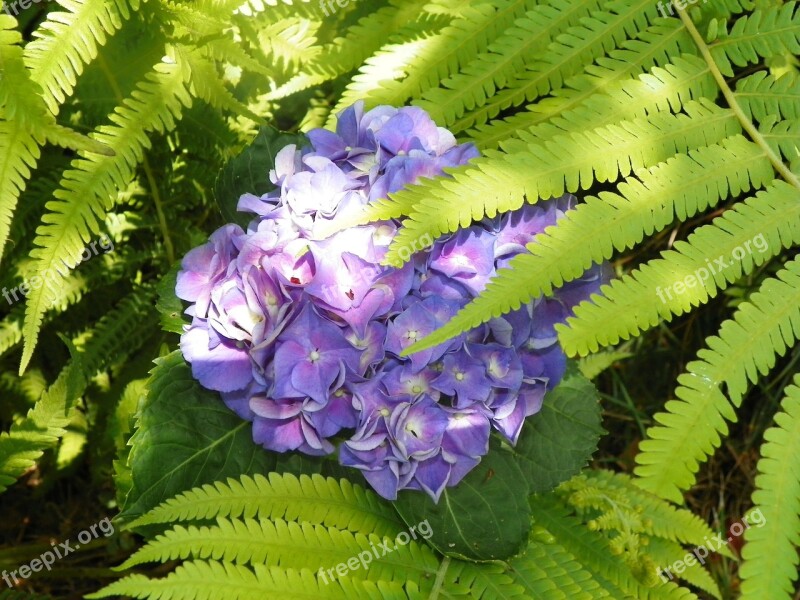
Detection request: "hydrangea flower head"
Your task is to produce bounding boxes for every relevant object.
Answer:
[177,101,605,501]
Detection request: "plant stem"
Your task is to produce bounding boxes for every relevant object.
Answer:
[428,556,450,600]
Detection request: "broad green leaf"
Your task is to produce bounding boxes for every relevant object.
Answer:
[393,437,531,561]
[119,352,277,522]
[512,370,604,493]
[214,127,308,226]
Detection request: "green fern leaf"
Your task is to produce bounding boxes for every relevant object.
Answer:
[418,0,604,127]
[127,472,403,538]
[352,0,535,110]
[634,253,800,501]
[0,348,85,493]
[710,2,800,76]
[739,376,800,599]
[735,70,800,122]
[531,493,697,599]
[403,135,772,354]
[88,561,356,600]
[24,0,140,115]
[118,516,439,585]
[759,117,800,162]
[469,18,695,148]
[573,470,727,552]
[559,181,800,357]
[451,0,663,131]
[19,56,193,374]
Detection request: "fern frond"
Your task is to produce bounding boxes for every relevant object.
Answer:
[89,561,356,600]
[739,376,800,599]
[646,538,722,599]
[348,0,534,109]
[266,0,430,101]
[0,353,85,493]
[119,516,438,585]
[735,70,800,122]
[469,19,695,148]
[19,55,193,374]
[127,472,403,537]
[559,181,799,358]
[24,0,140,115]
[451,0,663,131]
[759,117,800,162]
[710,2,800,77]
[568,470,727,552]
[439,560,526,600]
[177,45,265,123]
[508,53,714,150]
[418,0,604,127]
[531,494,697,600]
[404,135,772,354]
[506,539,611,599]
[376,100,740,267]
[635,253,800,501]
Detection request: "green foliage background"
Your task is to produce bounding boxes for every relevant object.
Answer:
[0,0,799,598]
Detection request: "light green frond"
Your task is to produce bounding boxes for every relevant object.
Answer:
[646,538,722,599]
[559,181,799,357]
[0,352,85,493]
[403,135,772,354]
[739,376,800,599]
[451,0,663,132]
[635,253,800,502]
[439,560,526,599]
[531,494,697,600]
[267,0,430,101]
[504,54,715,149]
[88,561,355,600]
[710,2,800,76]
[418,0,604,127]
[759,117,800,162]
[356,0,535,109]
[333,23,448,115]
[377,100,740,267]
[0,16,47,264]
[119,516,438,584]
[24,0,140,115]
[127,472,403,537]
[469,18,694,149]
[507,539,612,598]
[177,46,265,123]
[20,57,193,374]
[735,70,800,121]
[569,470,728,552]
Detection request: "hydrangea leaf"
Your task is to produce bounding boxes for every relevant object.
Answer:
[213,127,307,226]
[118,351,280,523]
[393,436,532,561]
[511,368,604,493]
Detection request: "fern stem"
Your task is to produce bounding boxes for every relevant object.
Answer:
[428,555,450,600]
[673,2,800,190]
[142,154,176,264]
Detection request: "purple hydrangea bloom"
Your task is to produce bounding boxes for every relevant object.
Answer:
[176,100,605,502]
